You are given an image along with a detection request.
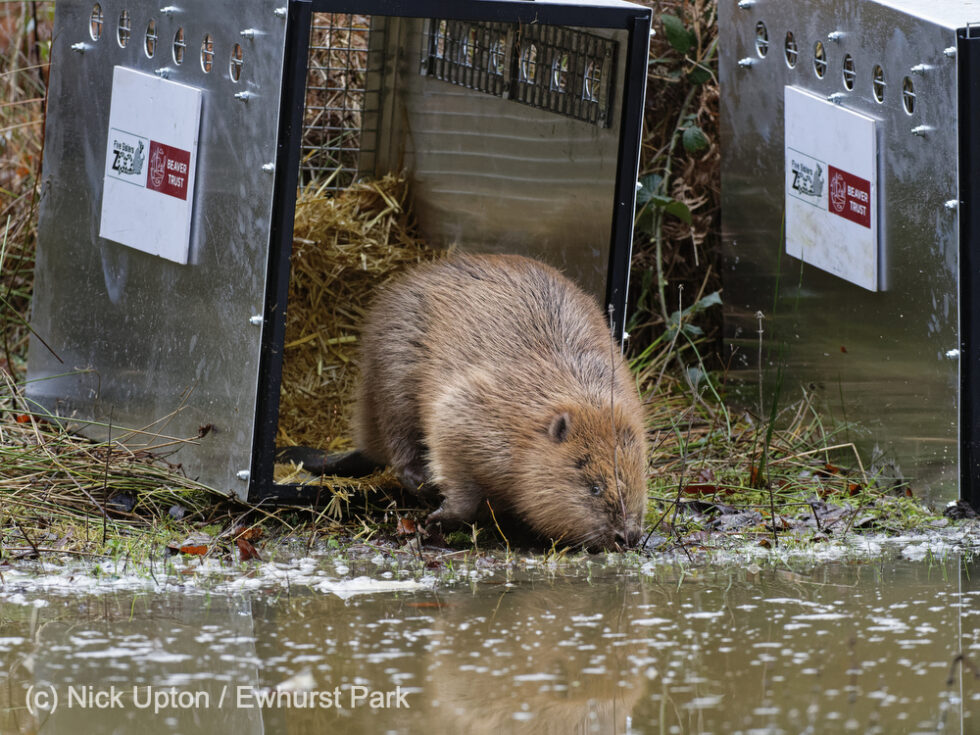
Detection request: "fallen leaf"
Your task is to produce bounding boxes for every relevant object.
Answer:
[168,531,212,556]
[396,517,417,535]
[233,525,263,541]
[236,537,261,562]
[818,463,841,477]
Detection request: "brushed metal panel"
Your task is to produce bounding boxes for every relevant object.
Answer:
[721,0,962,501]
[27,0,288,497]
[372,18,627,301]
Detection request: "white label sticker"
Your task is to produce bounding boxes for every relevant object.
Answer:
[784,86,878,291]
[99,67,202,265]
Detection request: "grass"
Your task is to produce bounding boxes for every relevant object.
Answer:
[0,1,961,568]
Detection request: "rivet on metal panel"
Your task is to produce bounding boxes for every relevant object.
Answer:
[154,67,171,78]
[71,42,90,53]
[944,47,957,58]
[910,125,932,137]
[827,31,844,43]
[826,93,844,104]
[159,5,178,15]
[910,64,932,75]
[945,200,960,211]
[737,57,756,69]
[236,470,250,481]
[234,91,251,102]
[274,7,286,18]
[737,0,755,8]
[249,315,263,325]
[240,28,259,40]
[261,163,274,173]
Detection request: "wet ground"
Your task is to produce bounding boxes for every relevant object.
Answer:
[1,540,978,734]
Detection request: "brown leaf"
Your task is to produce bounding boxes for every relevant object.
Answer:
[236,537,261,562]
[169,531,212,556]
[233,525,263,541]
[817,463,841,478]
[396,517,417,535]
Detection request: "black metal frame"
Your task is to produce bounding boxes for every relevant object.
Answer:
[958,28,980,512]
[249,0,650,503]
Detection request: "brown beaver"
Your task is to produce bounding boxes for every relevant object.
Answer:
[353,254,648,549]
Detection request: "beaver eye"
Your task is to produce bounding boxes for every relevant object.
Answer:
[590,484,602,497]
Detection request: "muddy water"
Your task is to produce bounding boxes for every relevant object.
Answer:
[1,555,978,734]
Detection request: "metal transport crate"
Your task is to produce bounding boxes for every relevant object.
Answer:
[720,0,980,507]
[26,0,651,502]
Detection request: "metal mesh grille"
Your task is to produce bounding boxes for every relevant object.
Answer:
[423,19,509,96]
[513,24,615,127]
[301,13,375,188]
[423,20,616,127]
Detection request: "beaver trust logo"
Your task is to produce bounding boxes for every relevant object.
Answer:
[149,146,166,188]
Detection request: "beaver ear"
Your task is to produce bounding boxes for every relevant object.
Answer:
[548,412,571,443]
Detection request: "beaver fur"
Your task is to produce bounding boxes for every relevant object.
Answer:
[354,254,647,549]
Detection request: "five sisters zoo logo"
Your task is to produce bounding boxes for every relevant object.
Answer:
[108,130,147,180]
[789,152,825,204]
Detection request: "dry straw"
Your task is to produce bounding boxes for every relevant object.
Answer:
[276,174,438,455]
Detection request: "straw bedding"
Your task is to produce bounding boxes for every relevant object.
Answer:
[275,174,438,468]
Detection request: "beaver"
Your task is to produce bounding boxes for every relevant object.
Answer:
[353,254,648,549]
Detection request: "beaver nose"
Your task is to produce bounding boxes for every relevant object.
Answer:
[614,529,634,549]
[615,527,640,548]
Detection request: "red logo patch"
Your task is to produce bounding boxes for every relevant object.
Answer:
[145,141,191,201]
[827,165,871,229]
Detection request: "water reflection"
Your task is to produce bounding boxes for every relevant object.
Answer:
[1,556,977,733]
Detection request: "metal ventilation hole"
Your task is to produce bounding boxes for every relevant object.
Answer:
[872,64,885,102]
[89,3,103,41]
[784,31,798,68]
[117,9,131,48]
[144,19,157,58]
[201,33,214,73]
[813,41,827,78]
[902,76,915,114]
[842,53,855,90]
[230,43,244,82]
[755,21,769,58]
[173,26,185,65]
